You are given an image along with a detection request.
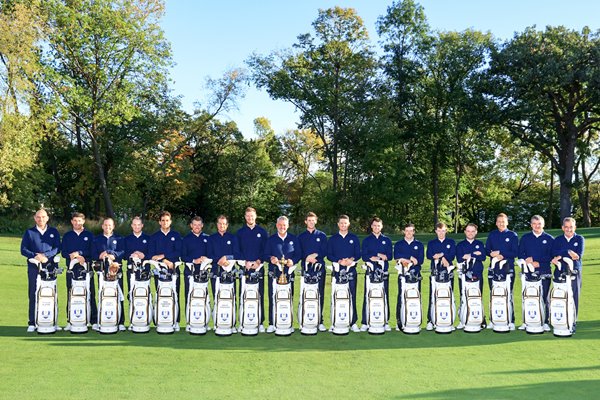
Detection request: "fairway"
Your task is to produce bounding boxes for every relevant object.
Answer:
[1,230,599,399]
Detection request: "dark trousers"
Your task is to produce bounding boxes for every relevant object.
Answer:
[361,276,390,325]
[427,275,455,323]
[27,264,38,326]
[318,271,326,324]
[66,271,97,325]
[396,276,422,327]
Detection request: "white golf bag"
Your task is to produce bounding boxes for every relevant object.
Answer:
[458,259,483,333]
[95,259,124,334]
[128,258,153,333]
[31,256,62,334]
[329,262,354,335]
[67,259,92,333]
[272,262,297,336]
[550,258,576,337]
[186,259,212,335]
[239,263,262,336]
[150,261,178,334]
[430,259,456,333]
[298,262,323,335]
[213,261,238,336]
[396,261,422,334]
[517,259,545,334]
[489,257,512,333]
[363,261,388,334]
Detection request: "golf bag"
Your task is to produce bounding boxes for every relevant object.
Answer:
[329,262,354,335]
[430,259,456,334]
[67,259,92,333]
[489,257,512,333]
[150,261,178,334]
[298,262,323,335]
[458,258,483,333]
[213,261,238,336]
[186,259,212,335]
[128,258,153,333]
[396,261,422,334]
[32,256,62,334]
[239,263,262,336]
[272,262,297,336]
[550,258,576,337]
[95,258,124,334]
[363,261,388,335]
[517,259,545,334]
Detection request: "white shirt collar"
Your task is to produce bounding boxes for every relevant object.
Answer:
[36,226,47,235]
[404,238,414,245]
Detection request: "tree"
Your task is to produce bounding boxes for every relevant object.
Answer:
[0,1,45,212]
[38,0,172,217]
[248,7,378,206]
[483,26,600,221]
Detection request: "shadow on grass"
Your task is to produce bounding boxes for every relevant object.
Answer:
[1,319,598,352]
[393,379,600,399]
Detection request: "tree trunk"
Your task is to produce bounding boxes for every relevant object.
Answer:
[432,153,439,227]
[453,161,462,233]
[91,131,115,218]
[548,160,554,228]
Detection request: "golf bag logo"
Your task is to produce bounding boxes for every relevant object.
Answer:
[41,310,51,320]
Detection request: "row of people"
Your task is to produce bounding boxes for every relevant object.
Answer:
[21,208,584,334]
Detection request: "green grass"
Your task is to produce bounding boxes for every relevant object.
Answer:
[1,230,599,399]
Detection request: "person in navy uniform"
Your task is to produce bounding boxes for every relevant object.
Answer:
[236,207,268,332]
[360,217,393,332]
[123,216,151,302]
[485,213,518,330]
[93,217,125,331]
[425,222,456,331]
[394,223,424,331]
[551,217,584,333]
[149,211,182,330]
[181,216,210,312]
[456,223,487,329]
[326,214,361,333]
[20,209,61,333]
[208,215,241,295]
[298,211,328,332]
[61,212,96,331]
[518,215,554,331]
[263,216,300,333]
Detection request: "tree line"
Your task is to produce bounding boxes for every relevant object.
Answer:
[1,0,599,233]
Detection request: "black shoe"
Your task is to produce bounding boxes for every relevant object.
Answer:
[480,318,487,329]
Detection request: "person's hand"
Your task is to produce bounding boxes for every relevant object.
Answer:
[490,251,500,258]
[164,259,174,269]
[568,250,580,260]
[270,256,279,265]
[495,254,504,261]
[410,257,418,265]
[463,254,471,260]
[551,256,561,266]
[378,253,388,261]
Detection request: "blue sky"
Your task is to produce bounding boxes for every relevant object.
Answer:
[161,0,600,137]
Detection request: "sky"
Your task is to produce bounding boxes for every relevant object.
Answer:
[160,0,600,138]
